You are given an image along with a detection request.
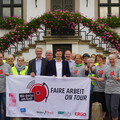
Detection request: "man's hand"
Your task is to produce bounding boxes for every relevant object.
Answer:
[30,72,35,77]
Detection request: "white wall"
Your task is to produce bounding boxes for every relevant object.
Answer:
[0,29,10,37]
[72,44,78,53]
[46,44,53,52]
[26,0,46,22]
[80,0,95,18]
[112,27,120,35]
[78,44,103,56]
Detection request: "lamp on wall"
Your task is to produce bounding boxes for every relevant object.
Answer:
[35,0,37,8]
[86,0,88,7]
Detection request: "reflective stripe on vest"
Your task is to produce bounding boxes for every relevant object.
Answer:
[88,74,95,85]
[94,63,98,66]
[11,66,28,75]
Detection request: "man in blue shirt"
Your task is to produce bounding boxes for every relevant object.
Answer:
[28,47,48,76]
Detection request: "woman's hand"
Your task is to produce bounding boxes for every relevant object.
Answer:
[90,76,96,80]
[4,73,10,76]
[113,75,118,80]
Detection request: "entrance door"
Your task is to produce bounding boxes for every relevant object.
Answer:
[53,44,72,59]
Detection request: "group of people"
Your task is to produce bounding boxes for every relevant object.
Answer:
[0,47,120,120]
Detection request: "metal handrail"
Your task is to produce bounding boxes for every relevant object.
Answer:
[78,24,112,52]
[3,24,113,57]
[4,26,45,57]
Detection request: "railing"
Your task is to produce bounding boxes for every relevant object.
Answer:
[3,23,113,58]
[4,26,46,58]
[78,24,112,52]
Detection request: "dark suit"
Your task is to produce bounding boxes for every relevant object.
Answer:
[46,59,70,77]
[27,57,48,75]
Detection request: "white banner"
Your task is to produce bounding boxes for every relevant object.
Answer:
[6,75,91,119]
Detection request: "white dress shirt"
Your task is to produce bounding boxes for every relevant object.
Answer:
[56,60,62,77]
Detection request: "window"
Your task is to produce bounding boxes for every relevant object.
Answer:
[51,0,75,12]
[0,0,23,18]
[98,0,120,17]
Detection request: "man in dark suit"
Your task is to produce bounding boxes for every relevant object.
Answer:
[46,49,70,77]
[28,47,48,76]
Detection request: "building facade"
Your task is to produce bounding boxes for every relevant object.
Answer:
[0,0,120,60]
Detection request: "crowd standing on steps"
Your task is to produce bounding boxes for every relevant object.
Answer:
[1,47,120,120]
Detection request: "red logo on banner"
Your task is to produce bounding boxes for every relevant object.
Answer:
[29,83,47,102]
[9,93,16,107]
[99,70,103,75]
[0,69,3,75]
[110,71,114,76]
[75,112,86,116]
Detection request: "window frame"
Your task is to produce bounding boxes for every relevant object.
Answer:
[0,0,23,18]
[51,0,75,12]
[98,0,120,17]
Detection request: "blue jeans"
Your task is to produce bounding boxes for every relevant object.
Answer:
[0,92,9,120]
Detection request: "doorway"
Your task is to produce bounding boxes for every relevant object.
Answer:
[53,44,72,59]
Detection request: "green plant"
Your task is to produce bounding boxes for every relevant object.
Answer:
[0,10,120,51]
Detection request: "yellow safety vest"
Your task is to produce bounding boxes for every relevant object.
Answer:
[3,60,6,63]
[11,66,28,75]
[94,63,98,66]
[88,73,95,85]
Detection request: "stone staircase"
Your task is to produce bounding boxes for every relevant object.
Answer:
[9,35,110,63]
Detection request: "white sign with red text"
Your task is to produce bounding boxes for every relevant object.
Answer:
[6,75,90,119]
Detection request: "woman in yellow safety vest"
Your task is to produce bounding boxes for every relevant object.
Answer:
[85,58,95,93]
[91,54,98,66]
[11,56,28,120]
[7,55,15,67]
[11,56,28,75]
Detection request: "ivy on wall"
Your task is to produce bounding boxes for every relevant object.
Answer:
[0,10,120,51]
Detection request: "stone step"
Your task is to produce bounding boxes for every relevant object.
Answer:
[12,36,110,59]
[21,47,29,52]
